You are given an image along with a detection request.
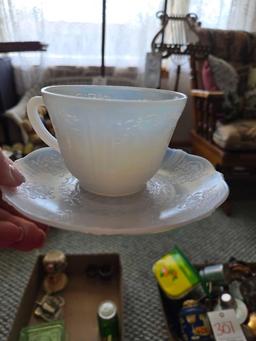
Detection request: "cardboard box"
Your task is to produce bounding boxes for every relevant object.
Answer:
[158,262,256,341]
[8,253,123,341]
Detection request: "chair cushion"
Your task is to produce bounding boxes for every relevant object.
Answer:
[208,54,239,93]
[213,119,256,150]
[207,54,251,122]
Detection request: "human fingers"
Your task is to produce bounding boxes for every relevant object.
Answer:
[8,216,46,251]
[0,150,25,186]
[0,221,24,248]
[0,208,46,251]
[0,197,49,233]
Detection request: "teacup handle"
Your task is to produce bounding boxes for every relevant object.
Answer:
[27,96,59,151]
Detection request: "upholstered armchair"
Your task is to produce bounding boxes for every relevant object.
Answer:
[190,27,256,213]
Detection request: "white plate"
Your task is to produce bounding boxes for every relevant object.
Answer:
[1,147,229,235]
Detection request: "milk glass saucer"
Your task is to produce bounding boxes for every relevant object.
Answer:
[1,147,229,235]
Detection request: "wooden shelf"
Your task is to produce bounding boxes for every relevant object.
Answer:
[0,42,48,53]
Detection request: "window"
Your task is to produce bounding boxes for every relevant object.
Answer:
[2,0,163,67]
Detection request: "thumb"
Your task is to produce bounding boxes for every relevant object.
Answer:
[0,151,25,187]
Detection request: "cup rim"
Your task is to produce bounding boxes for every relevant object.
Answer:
[41,84,187,103]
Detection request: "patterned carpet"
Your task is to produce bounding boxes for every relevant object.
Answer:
[0,198,256,340]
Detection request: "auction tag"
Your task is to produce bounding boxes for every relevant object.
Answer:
[144,52,162,88]
[207,309,246,341]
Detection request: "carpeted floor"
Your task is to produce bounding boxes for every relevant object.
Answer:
[0,196,256,340]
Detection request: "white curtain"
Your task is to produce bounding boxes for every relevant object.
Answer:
[190,0,233,29]
[105,0,162,68]
[0,0,45,94]
[227,0,256,32]
[1,0,256,66]
[0,2,162,66]
[0,0,163,93]
[1,0,256,95]
[190,0,256,32]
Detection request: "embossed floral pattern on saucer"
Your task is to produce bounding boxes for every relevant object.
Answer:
[1,148,229,235]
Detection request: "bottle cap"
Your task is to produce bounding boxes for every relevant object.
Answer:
[200,264,225,283]
[98,301,117,320]
[220,293,237,310]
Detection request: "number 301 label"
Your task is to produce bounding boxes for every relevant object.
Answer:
[207,309,246,341]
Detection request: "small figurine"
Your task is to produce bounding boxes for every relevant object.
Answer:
[179,299,212,341]
[34,294,65,322]
[43,250,68,294]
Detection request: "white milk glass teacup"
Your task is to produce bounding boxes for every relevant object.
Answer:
[27,85,187,197]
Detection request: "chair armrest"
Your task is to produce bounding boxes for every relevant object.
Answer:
[191,90,224,141]
[191,89,224,98]
[4,97,31,144]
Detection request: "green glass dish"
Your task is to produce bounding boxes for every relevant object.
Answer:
[19,321,65,341]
